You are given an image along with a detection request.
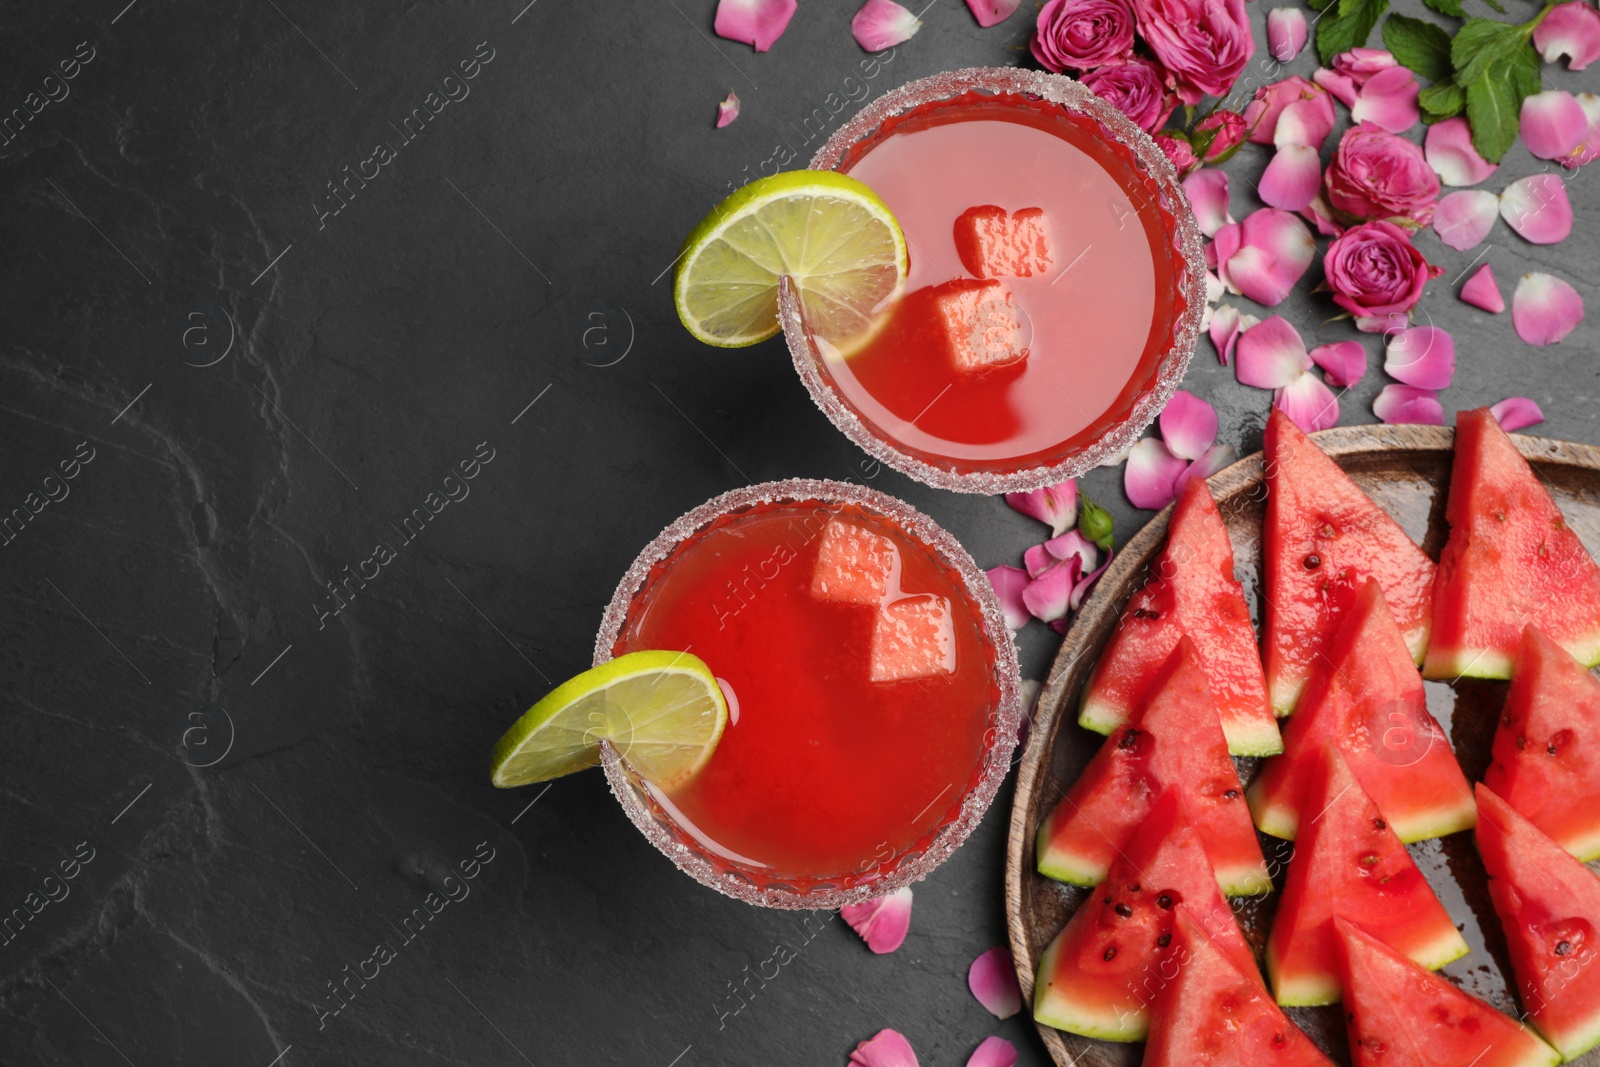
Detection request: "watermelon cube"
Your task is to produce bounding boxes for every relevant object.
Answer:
[954,205,1051,278]
[868,594,955,683]
[811,520,899,605]
[930,279,1029,375]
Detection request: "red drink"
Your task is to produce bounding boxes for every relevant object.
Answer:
[782,70,1204,493]
[598,482,1021,905]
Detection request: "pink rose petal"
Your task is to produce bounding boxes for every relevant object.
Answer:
[1570,92,1600,167]
[1235,314,1311,389]
[1022,543,1054,579]
[1124,437,1187,510]
[1276,98,1335,151]
[1373,383,1445,425]
[852,0,923,50]
[1183,169,1232,237]
[1159,389,1218,461]
[1202,270,1225,331]
[1070,545,1115,611]
[1173,442,1238,495]
[851,1029,919,1067]
[1275,370,1341,432]
[1004,480,1078,537]
[1384,325,1455,389]
[1022,558,1078,623]
[1424,117,1498,187]
[1512,272,1585,346]
[1267,7,1307,62]
[1220,209,1315,307]
[1491,397,1546,432]
[1535,1,1600,70]
[841,887,913,954]
[1247,77,1333,145]
[1259,144,1323,211]
[1309,341,1367,387]
[967,1036,1019,1067]
[1500,174,1574,245]
[1521,90,1590,161]
[968,946,1023,1019]
[1432,189,1499,251]
[714,0,798,51]
[1208,305,1258,365]
[1313,67,1358,109]
[985,565,1031,630]
[1300,193,1344,238]
[1459,263,1505,314]
[965,0,1022,25]
[1350,66,1420,133]
[715,91,741,128]
[1043,529,1101,573]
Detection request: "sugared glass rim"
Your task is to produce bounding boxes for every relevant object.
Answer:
[778,67,1206,495]
[593,478,1024,909]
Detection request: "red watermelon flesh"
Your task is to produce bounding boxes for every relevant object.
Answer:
[1333,917,1560,1067]
[1426,408,1600,680]
[1262,409,1436,714]
[1484,625,1600,861]
[1266,747,1468,1007]
[1081,477,1282,756]
[1034,789,1261,1042]
[1247,578,1475,843]
[1475,783,1600,1061]
[1039,637,1270,896]
[1142,907,1334,1067]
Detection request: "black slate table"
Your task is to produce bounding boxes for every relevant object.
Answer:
[2,2,1594,1065]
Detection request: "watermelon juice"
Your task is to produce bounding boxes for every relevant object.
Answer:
[781,69,1204,494]
[597,481,1022,906]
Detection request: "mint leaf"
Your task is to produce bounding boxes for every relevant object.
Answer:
[1307,0,1335,10]
[1422,0,1465,15]
[1318,0,1390,63]
[1453,17,1521,85]
[1382,14,1454,82]
[1466,70,1519,162]
[1418,80,1467,118]
[1507,38,1542,100]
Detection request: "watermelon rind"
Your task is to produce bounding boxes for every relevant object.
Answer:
[1031,931,1148,1042]
[1269,925,1470,1008]
[1247,761,1476,844]
[1034,833,1102,889]
[1539,1009,1600,1063]
[1080,693,1285,757]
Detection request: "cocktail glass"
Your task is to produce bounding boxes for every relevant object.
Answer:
[778,67,1206,494]
[594,479,1023,908]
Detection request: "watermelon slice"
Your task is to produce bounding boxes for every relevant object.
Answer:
[1143,907,1334,1067]
[1475,783,1600,1061]
[1039,638,1270,895]
[1080,478,1282,756]
[1034,789,1261,1042]
[1425,408,1600,680]
[1483,625,1600,861]
[1265,747,1468,1007]
[1262,409,1436,714]
[1247,578,1475,843]
[1333,916,1561,1067]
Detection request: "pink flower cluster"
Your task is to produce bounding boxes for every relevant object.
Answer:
[1030,0,1254,132]
[985,479,1116,632]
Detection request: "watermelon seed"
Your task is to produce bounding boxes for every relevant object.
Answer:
[1539,542,1550,556]
[1557,941,1572,956]
[1360,852,1381,867]
[1303,554,1322,569]
[1115,903,1133,917]
[1222,788,1239,800]
[1133,608,1160,619]
[1119,729,1142,749]
[1156,894,1173,909]
[1495,511,1506,522]
[1103,945,1118,961]
[1156,933,1171,947]
[1318,523,1336,538]
[1129,884,1140,892]
[1517,736,1527,751]
[1272,1033,1286,1047]
[1102,896,1112,905]
[1373,817,1386,830]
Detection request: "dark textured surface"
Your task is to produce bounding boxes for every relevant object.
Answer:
[0,2,1593,1065]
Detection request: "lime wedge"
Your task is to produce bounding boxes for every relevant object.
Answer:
[673,170,908,351]
[489,650,727,789]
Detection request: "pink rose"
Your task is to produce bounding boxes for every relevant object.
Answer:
[1153,132,1199,174]
[1324,220,1444,332]
[1132,0,1254,104]
[1031,0,1137,71]
[1082,57,1175,132]
[1193,108,1248,163]
[1243,76,1333,145]
[1325,122,1440,229]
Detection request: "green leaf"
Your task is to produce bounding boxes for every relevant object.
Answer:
[1481,0,1505,12]
[1418,79,1467,117]
[1465,70,1519,162]
[1507,38,1542,100]
[1382,14,1454,81]
[1422,0,1465,15]
[1308,0,1335,11]
[1452,17,1522,85]
[1318,0,1389,63]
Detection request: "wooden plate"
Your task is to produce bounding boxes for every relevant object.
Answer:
[1005,424,1600,1067]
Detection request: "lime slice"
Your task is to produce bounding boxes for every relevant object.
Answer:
[489,650,727,789]
[673,170,908,351]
